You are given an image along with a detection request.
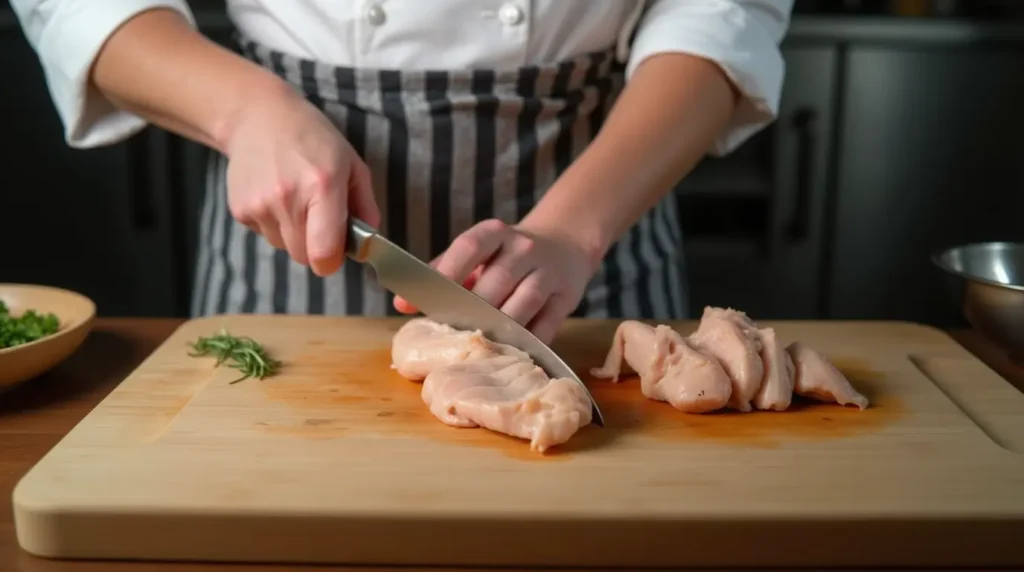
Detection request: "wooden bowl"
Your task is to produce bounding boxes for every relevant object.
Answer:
[0,284,96,389]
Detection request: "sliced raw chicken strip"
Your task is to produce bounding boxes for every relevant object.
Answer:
[751,327,795,412]
[787,341,870,410]
[589,307,869,416]
[688,307,764,412]
[590,320,732,413]
[391,318,592,453]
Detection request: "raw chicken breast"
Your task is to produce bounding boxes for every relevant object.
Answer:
[688,307,764,412]
[391,318,592,453]
[787,341,870,410]
[391,317,528,379]
[750,327,795,412]
[590,320,732,413]
[423,356,592,449]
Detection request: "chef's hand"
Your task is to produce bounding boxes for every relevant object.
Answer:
[393,219,598,344]
[224,87,380,276]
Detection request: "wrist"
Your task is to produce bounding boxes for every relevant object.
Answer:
[214,70,298,154]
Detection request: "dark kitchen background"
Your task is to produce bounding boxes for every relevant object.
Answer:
[2,0,1023,327]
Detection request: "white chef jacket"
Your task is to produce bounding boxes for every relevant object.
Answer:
[10,0,792,155]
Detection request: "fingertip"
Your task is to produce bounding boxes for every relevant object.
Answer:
[284,236,310,267]
[529,295,575,345]
[310,251,343,277]
[351,162,381,228]
[462,265,484,290]
[530,318,557,346]
[393,296,417,314]
[355,204,380,229]
[306,199,345,273]
[307,222,342,268]
[363,206,382,229]
[307,247,340,276]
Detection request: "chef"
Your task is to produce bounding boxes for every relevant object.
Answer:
[12,0,791,343]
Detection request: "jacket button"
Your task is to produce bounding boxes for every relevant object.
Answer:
[498,3,524,26]
[365,3,386,26]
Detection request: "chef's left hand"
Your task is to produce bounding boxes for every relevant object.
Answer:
[393,219,600,344]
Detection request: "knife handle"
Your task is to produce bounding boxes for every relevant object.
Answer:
[346,218,378,263]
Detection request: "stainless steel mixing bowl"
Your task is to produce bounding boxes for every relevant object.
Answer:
[933,241,1024,365]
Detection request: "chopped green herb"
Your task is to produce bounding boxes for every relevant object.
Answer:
[0,300,61,350]
[187,328,281,384]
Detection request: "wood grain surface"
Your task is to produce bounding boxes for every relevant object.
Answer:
[5,316,1024,570]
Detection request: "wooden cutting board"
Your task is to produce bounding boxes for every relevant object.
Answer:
[12,316,1024,568]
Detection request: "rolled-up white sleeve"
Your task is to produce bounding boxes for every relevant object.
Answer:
[625,0,793,156]
[10,0,196,148]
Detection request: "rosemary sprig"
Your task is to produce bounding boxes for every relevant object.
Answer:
[187,328,281,384]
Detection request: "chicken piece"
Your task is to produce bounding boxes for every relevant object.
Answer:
[421,356,539,426]
[786,341,869,410]
[390,318,592,452]
[390,317,528,379]
[590,320,732,413]
[687,307,764,412]
[423,356,592,451]
[588,321,662,382]
[750,327,795,412]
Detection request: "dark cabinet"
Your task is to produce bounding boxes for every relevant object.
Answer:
[828,46,1024,325]
[682,42,840,319]
[0,22,181,317]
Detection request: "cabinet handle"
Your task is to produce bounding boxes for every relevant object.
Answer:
[784,107,818,243]
[127,131,157,231]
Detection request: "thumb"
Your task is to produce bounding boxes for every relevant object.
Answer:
[306,178,346,277]
[349,161,380,228]
[305,165,350,278]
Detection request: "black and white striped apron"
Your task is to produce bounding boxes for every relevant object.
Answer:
[190,36,689,321]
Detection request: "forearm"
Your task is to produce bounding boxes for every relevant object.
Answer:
[90,8,294,153]
[521,53,738,269]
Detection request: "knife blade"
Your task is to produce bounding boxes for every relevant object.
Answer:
[345,218,605,427]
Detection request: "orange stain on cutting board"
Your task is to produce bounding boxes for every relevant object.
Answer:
[259,347,902,459]
[582,355,902,448]
[259,348,612,460]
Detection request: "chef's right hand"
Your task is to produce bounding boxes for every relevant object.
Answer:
[222,86,380,277]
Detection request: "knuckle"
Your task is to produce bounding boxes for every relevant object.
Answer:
[454,233,482,254]
[486,265,514,288]
[520,282,547,307]
[272,182,297,205]
[308,165,340,192]
[478,218,507,234]
[515,236,537,257]
[250,197,274,218]
[228,202,249,222]
[551,278,572,296]
[233,199,263,221]
[456,219,508,253]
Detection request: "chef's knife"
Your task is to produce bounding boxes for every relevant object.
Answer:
[345,218,605,427]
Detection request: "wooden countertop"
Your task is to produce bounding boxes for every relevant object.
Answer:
[2,318,1022,572]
